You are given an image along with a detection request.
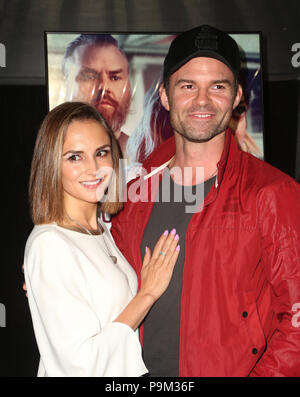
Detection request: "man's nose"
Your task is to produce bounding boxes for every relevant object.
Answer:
[193,88,210,105]
[96,74,111,94]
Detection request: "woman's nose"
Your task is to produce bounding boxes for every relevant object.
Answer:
[86,157,99,175]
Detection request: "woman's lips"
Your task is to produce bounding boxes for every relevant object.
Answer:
[80,178,104,189]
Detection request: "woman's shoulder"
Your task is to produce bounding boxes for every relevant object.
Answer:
[24,224,86,276]
[25,223,76,254]
[24,224,91,288]
[27,223,62,241]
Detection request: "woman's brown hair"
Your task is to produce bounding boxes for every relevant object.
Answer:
[29,101,123,225]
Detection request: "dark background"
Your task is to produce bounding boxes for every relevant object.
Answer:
[0,0,299,377]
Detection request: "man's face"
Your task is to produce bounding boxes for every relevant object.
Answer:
[160,57,242,143]
[65,44,131,137]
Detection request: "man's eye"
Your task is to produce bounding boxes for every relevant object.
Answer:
[183,84,194,89]
[214,84,225,90]
[78,71,98,81]
[110,74,121,81]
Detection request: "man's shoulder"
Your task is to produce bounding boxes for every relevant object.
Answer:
[239,151,299,194]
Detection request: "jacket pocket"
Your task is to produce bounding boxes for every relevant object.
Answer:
[240,291,267,360]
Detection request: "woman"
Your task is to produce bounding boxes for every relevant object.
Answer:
[24,101,180,377]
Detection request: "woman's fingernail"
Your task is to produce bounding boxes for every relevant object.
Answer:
[145,246,148,253]
[163,230,168,236]
[171,228,176,235]
[176,245,180,251]
[175,234,179,241]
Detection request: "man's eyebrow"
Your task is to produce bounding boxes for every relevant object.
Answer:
[212,79,233,86]
[175,79,195,86]
[79,67,98,74]
[175,78,233,86]
[108,68,124,75]
[78,67,125,76]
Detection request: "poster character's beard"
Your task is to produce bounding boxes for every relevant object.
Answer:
[93,91,131,134]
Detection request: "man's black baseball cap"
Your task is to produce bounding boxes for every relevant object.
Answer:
[163,25,241,83]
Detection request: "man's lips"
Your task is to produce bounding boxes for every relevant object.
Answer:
[98,101,115,108]
[189,112,215,120]
[94,96,118,109]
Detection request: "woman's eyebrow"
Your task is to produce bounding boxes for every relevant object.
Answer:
[62,149,83,156]
[63,144,111,156]
[95,144,111,151]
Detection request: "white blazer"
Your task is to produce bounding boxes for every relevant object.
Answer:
[24,221,147,377]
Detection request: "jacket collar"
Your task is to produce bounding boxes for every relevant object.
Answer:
[142,128,236,189]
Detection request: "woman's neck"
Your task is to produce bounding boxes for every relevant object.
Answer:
[63,197,99,232]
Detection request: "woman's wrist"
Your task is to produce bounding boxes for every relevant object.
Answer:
[113,290,156,331]
[135,290,156,307]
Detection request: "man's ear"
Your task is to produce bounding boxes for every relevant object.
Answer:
[233,83,243,109]
[159,83,170,111]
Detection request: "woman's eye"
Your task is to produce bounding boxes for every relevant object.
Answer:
[68,154,81,162]
[96,149,110,157]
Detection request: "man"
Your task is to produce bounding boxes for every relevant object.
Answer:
[111,25,300,376]
[62,34,132,154]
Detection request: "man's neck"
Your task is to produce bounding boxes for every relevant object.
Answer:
[169,131,225,185]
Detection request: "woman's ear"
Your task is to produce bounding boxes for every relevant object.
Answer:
[159,83,170,111]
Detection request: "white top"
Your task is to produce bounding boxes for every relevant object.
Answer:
[24,221,148,377]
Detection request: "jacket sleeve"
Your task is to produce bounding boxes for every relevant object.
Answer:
[24,230,147,377]
[110,206,133,266]
[111,210,128,261]
[250,178,300,377]
[111,180,139,272]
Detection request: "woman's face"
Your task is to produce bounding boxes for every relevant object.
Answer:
[61,119,113,208]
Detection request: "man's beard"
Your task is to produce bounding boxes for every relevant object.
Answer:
[93,91,131,133]
[170,105,233,143]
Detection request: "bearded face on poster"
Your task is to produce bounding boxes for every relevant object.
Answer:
[62,34,132,155]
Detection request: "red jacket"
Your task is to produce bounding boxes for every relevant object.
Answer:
[111,129,300,376]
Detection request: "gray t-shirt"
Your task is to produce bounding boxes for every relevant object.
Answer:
[141,169,215,377]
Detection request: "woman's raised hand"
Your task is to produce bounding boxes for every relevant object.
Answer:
[140,229,180,302]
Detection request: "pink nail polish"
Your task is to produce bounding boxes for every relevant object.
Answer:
[145,246,148,253]
[163,230,168,236]
[171,228,176,235]
[176,245,180,251]
[175,234,179,241]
